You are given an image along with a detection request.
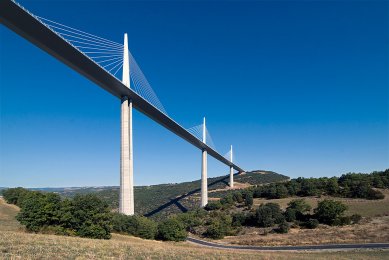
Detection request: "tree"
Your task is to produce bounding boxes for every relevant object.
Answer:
[255,203,283,227]
[111,214,157,239]
[220,194,234,209]
[302,219,319,229]
[314,199,347,225]
[16,192,61,232]
[205,220,225,239]
[286,199,311,220]
[205,201,222,211]
[275,220,289,233]
[326,177,339,195]
[284,208,296,222]
[157,218,187,241]
[243,192,253,208]
[2,187,29,206]
[62,194,112,239]
[232,192,244,203]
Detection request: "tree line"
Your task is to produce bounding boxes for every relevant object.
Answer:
[249,169,388,200]
[2,188,187,241]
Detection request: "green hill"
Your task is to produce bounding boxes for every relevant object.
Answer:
[54,170,288,219]
[2,170,288,220]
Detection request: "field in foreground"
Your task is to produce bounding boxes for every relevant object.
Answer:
[1,199,389,259]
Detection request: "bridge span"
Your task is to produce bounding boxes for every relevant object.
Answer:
[0,0,246,215]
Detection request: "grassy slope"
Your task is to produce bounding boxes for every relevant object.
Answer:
[1,199,388,259]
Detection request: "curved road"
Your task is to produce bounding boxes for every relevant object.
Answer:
[187,237,389,251]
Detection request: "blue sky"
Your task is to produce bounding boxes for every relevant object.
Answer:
[1,0,388,188]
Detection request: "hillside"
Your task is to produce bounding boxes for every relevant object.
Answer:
[5,170,288,220]
[1,199,388,259]
[78,171,287,219]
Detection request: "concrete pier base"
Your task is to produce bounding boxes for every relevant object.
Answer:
[201,149,208,207]
[119,97,134,215]
[229,166,234,188]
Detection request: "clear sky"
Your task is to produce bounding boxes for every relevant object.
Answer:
[1,0,388,188]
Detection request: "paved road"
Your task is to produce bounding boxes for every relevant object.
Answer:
[187,237,389,251]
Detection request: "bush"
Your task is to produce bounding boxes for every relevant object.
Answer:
[350,214,362,224]
[16,192,61,232]
[157,218,187,241]
[175,211,202,231]
[366,189,385,200]
[314,199,347,225]
[232,212,247,227]
[2,187,30,206]
[111,213,157,239]
[275,220,289,233]
[284,208,296,222]
[302,219,319,229]
[67,194,112,239]
[220,195,234,209]
[255,203,283,227]
[205,220,226,239]
[205,201,222,211]
[334,216,352,226]
[232,192,244,203]
[243,192,253,208]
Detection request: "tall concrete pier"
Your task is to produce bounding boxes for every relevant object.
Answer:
[201,117,208,207]
[119,33,134,215]
[229,145,234,188]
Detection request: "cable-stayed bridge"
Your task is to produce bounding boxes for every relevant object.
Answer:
[0,0,245,215]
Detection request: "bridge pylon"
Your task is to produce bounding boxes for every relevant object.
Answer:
[201,117,208,207]
[119,33,134,215]
[229,145,234,188]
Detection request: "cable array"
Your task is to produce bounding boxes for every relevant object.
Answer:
[186,123,217,151]
[187,124,204,141]
[129,52,167,114]
[223,150,232,162]
[36,16,124,78]
[35,15,167,115]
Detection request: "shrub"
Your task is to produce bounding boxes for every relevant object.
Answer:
[2,187,30,206]
[255,203,283,227]
[334,216,352,226]
[314,199,347,225]
[220,195,234,209]
[284,208,296,222]
[232,192,244,203]
[275,220,289,233]
[232,212,247,227]
[287,199,311,214]
[175,211,202,231]
[205,201,222,211]
[350,214,362,224]
[243,192,253,208]
[111,213,157,239]
[157,218,187,241]
[205,220,226,239]
[136,217,158,239]
[302,219,319,229]
[67,194,112,239]
[16,192,61,232]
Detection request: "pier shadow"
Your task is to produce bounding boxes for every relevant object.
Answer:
[144,172,240,217]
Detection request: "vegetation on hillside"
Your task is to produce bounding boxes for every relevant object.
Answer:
[2,169,388,242]
[211,169,389,201]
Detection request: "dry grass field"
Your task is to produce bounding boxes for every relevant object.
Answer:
[253,189,389,217]
[220,216,389,246]
[1,198,389,259]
